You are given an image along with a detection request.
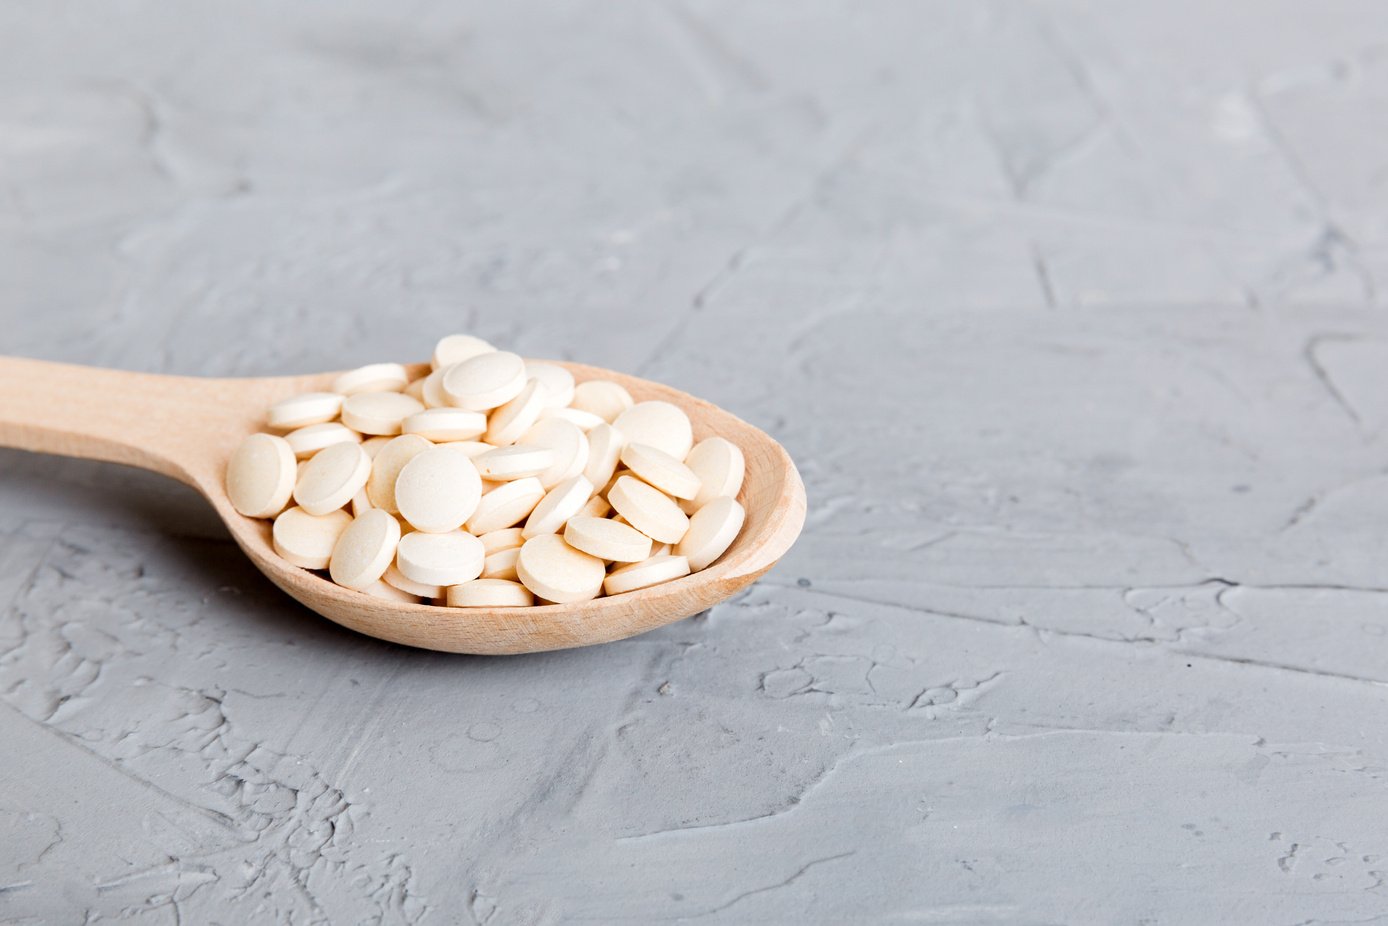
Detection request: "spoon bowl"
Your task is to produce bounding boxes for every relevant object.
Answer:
[0,356,805,654]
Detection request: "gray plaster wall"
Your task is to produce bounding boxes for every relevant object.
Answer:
[2,1,1387,923]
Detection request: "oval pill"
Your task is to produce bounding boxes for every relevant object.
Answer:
[446,579,534,608]
[329,509,402,589]
[267,392,343,430]
[365,434,432,513]
[333,362,409,396]
[478,527,525,555]
[675,496,745,571]
[363,578,419,602]
[540,406,605,431]
[485,379,546,446]
[525,361,575,408]
[481,546,521,580]
[682,437,745,513]
[522,475,593,538]
[402,407,487,442]
[285,422,361,459]
[612,401,693,461]
[521,418,589,488]
[432,334,496,370]
[515,534,605,604]
[604,554,691,596]
[272,506,353,569]
[564,516,652,563]
[383,563,442,600]
[570,380,633,423]
[394,445,483,533]
[228,433,297,518]
[341,392,425,436]
[620,442,701,500]
[422,368,450,408]
[293,441,371,516]
[583,423,625,493]
[607,475,690,544]
[396,530,485,587]
[443,351,527,411]
[473,444,555,481]
[466,477,545,534]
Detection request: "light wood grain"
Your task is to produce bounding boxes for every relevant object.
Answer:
[0,356,806,654]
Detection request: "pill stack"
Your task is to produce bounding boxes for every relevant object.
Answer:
[225,335,746,607]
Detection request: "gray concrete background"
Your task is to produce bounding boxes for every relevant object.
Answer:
[2,1,1388,923]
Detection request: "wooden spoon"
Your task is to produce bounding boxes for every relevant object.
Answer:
[0,356,805,654]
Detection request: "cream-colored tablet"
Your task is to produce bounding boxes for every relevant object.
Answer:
[403,377,427,402]
[473,444,555,481]
[613,401,693,461]
[540,406,605,431]
[266,392,343,430]
[564,516,652,563]
[395,446,483,533]
[366,434,432,513]
[383,563,442,600]
[478,527,525,555]
[620,442,701,500]
[402,407,487,442]
[485,379,546,446]
[570,380,633,423]
[432,334,496,370]
[607,475,690,544]
[333,362,409,396]
[397,530,485,587]
[443,351,527,411]
[362,435,391,459]
[522,475,594,538]
[466,477,545,534]
[575,495,611,520]
[481,546,520,580]
[446,578,533,608]
[352,486,372,517]
[363,578,419,602]
[525,361,574,408]
[521,418,589,488]
[341,392,425,436]
[650,541,671,557]
[293,441,371,516]
[272,506,352,569]
[681,436,745,512]
[329,509,401,589]
[604,554,691,596]
[440,440,495,459]
[227,433,297,518]
[515,534,605,604]
[675,496,745,570]
[285,422,361,459]
[422,368,450,408]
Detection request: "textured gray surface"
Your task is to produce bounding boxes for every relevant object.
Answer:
[3,1,1388,923]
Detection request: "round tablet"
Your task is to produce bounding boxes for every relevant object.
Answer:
[473,444,555,481]
[397,530,485,587]
[293,441,371,516]
[682,437,745,513]
[466,477,545,534]
[522,475,594,538]
[485,379,546,446]
[432,334,496,370]
[582,423,625,490]
[607,475,690,544]
[402,407,487,442]
[394,446,483,533]
[383,563,442,600]
[341,392,425,436]
[570,380,633,423]
[564,516,652,563]
[620,443,701,500]
[266,392,343,430]
[333,362,409,396]
[675,496,745,571]
[481,546,520,580]
[525,361,575,408]
[403,377,427,402]
[228,433,297,518]
[366,434,432,513]
[422,368,450,408]
[352,487,373,517]
[361,435,391,459]
[540,406,605,431]
[575,495,611,520]
[329,509,401,589]
[604,554,691,596]
[447,579,534,608]
[363,578,419,602]
[285,422,361,459]
[521,418,589,488]
[515,534,605,604]
[443,351,527,411]
[272,506,353,569]
[478,527,525,555]
[443,440,496,458]
[613,401,693,461]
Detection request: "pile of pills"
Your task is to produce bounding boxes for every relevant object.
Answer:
[226,335,746,607]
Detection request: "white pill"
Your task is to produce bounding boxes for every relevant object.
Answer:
[466,477,545,534]
[613,401,693,461]
[604,554,691,596]
[396,530,485,587]
[485,379,546,446]
[422,368,450,408]
[285,422,361,459]
[403,377,427,402]
[266,392,343,430]
[582,423,625,491]
[478,527,525,555]
[675,496,745,571]
[333,362,409,396]
[363,578,419,602]
[293,441,371,516]
[446,579,534,608]
[650,541,672,557]
[564,516,652,563]
[473,444,555,481]
[681,437,745,513]
[522,475,594,538]
[481,546,521,580]
[521,418,589,488]
[395,445,483,533]
[525,361,575,408]
[329,509,401,589]
[383,563,442,600]
[432,334,496,370]
[540,406,605,431]
[341,392,425,436]
[443,351,527,411]
[570,380,633,423]
[575,494,611,520]
[620,442,701,500]
[352,486,373,517]
[227,433,297,518]
[272,506,352,569]
[607,475,690,545]
[366,434,432,513]
[361,435,391,459]
[402,407,487,442]
[515,534,605,604]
